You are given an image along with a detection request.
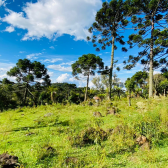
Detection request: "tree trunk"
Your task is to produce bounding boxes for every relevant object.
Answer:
[23,88,27,105]
[51,92,54,103]
[154,90,157,96]
[68,90,70,100]
[109,36,115,100]
[118,90,120,99]
[149,17,154,98]
[27,87,35,105]
[129,90,131,106]
[164,89,166,97]
[84,74,89,101]
[23,82,28,105]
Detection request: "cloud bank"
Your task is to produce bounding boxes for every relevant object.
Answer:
[2,0,102,41]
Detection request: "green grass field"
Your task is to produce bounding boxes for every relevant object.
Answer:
[0,98,168,168]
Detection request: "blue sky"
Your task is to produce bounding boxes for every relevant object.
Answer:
[0,0,149,87]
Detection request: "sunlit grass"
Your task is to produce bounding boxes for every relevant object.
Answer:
[0,98,168,167]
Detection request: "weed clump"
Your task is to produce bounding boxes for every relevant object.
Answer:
[109,125,137,154]
[93,112,102,117]
[106,108,116,116]
[136,102,146,110]
[34,118,47,127]
[65,157,78,167]
[37,145,56,161]
[70,127,107,146]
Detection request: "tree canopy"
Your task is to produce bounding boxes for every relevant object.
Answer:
[72,54,104,101]
[7,59,51,105]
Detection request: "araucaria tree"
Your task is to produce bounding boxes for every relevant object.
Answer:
[7,59,51,104]
[124,0,168,98]
[71,54,104,101]
[87,0,129,99]
[125,78,136,106]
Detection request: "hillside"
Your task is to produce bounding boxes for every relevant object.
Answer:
[0,98,168,168]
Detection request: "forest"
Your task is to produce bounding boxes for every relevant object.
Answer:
[0,0,168,167]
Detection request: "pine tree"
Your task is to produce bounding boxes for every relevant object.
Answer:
[7,59,51,105]
[87,0,130,99]
[124,0,168,97]
[71,54,104,101]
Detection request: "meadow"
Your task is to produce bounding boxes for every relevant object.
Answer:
[0,97,168,168]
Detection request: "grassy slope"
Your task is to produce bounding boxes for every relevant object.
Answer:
[0,98,168,168]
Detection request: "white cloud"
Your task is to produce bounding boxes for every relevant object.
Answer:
[26,52,42,60]
[2,0,102,41]
[49,46,55,49]
[0,0,6,6]
[125,70,138,74]
[0,73,16,81]
[69,77,75,82]
[48,71,54,77]
[43,58,62,63]
[55,73,87,87]
[60,61,74,66]
[48,64,72,72]
[0,62,14,71]
[56,73,70,83]
[4,26,15,33]
[19,51,25,54]
[0,62,16,81]
[89,81,95,88]
[116,63,123,67]
[54,71,99,88]
[154,70,161,75]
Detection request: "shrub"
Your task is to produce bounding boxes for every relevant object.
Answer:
[70,127,107,147]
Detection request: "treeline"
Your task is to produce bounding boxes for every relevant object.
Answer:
[0,79,85,111]
[0,58,104,111]
[1,67,168,111]
[92,70,168,100]
[0,76,123,111]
